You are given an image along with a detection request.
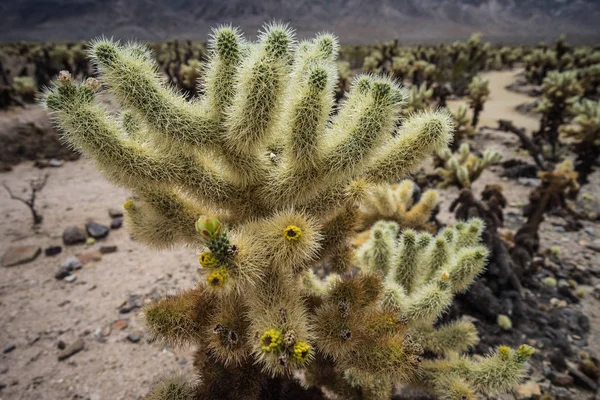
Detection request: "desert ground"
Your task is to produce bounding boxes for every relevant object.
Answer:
[1,69,599,400]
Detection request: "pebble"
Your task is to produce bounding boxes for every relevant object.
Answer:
[85,222,110,239]
[1,246,41,267]
[64,275,77,283]
[584,227,596,236]
[63,226,87,245]
[112,319,129,330]
[48,158,64,167]
[78,251,102,265]
[101,325,112,337]
[119,295,142,314]
[552,386,574,400]
[555,226,566,233]
[57,340,66,350]
[55,257,83,280]
[108,208,124,218]
[3,344,16,354]
[99,245,118,254]
[57,339,84,361]
[127,331,143,343]
[44,246,62,257]
[551,372,574,386]
[110,217,123,230]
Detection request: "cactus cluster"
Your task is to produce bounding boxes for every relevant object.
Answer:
[536,71,583,157]
[436,143,502,189]
[40,23,535,399]
[560,99,600,183]
[358,180,439,233]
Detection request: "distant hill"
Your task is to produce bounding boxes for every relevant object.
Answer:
[1,0,600,44]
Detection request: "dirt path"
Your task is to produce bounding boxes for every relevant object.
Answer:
[447,68,539,132]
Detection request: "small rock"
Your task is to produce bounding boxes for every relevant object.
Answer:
[515,380,541,399]
[552,386,574,400]
[55,257,82,280]
[112,319,129,330]
[62,257,83,271]
[119,295,142,313]
[63,226,87,245]
[64,275,77,283]
[586,243,600,253]
[48,158,64,167]
[110,217,123,230]
[127,331,143,343]
[3,344,16,354]
[1,246,41,267]
[57,340,66,350]
[99,245,118,254]
[551,372,574,387]
[44,246,62,257]
[555,226,566,233]
[584,227,596,236]
[86,237,96,245]
[57,339,84,361]
[101,325,112,337]
[108,208,123,218]
[85,222,109,239]
[78,251,102,265]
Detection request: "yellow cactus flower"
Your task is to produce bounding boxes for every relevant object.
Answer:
[283,225,302,241]
[260,329,282,352]
[292,341,311,362]
[198,251,219,269]
[123,199,135,210]
[207,268,228,288]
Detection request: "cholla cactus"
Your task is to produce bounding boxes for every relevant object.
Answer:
[358,180,439,233]
[336,61,352,101]
[11,76,37,103]
[401,83,433,117]
[560,99,600,183]
[41,23,532,399]
[466,76,490,127]
[450,105,475,148]
[344,219,533,399]
[536,70,583,157]
[391,55,413,82]
[437,143,502,189]
[524,48,557,85]
[178,59,204,98]
[524,159,580,219]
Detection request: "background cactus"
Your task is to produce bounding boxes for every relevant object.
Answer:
[449,105,476,150]
[560,99,600,183]
[466,75,490,127]
[357,180,439,234]
[436,143,502,189]
[535,71,583,157]
[38,23,535,399]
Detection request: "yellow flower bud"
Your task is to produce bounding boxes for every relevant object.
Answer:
[196,215,222,239]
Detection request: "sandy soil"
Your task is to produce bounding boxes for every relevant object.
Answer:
[0,69,599,400]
